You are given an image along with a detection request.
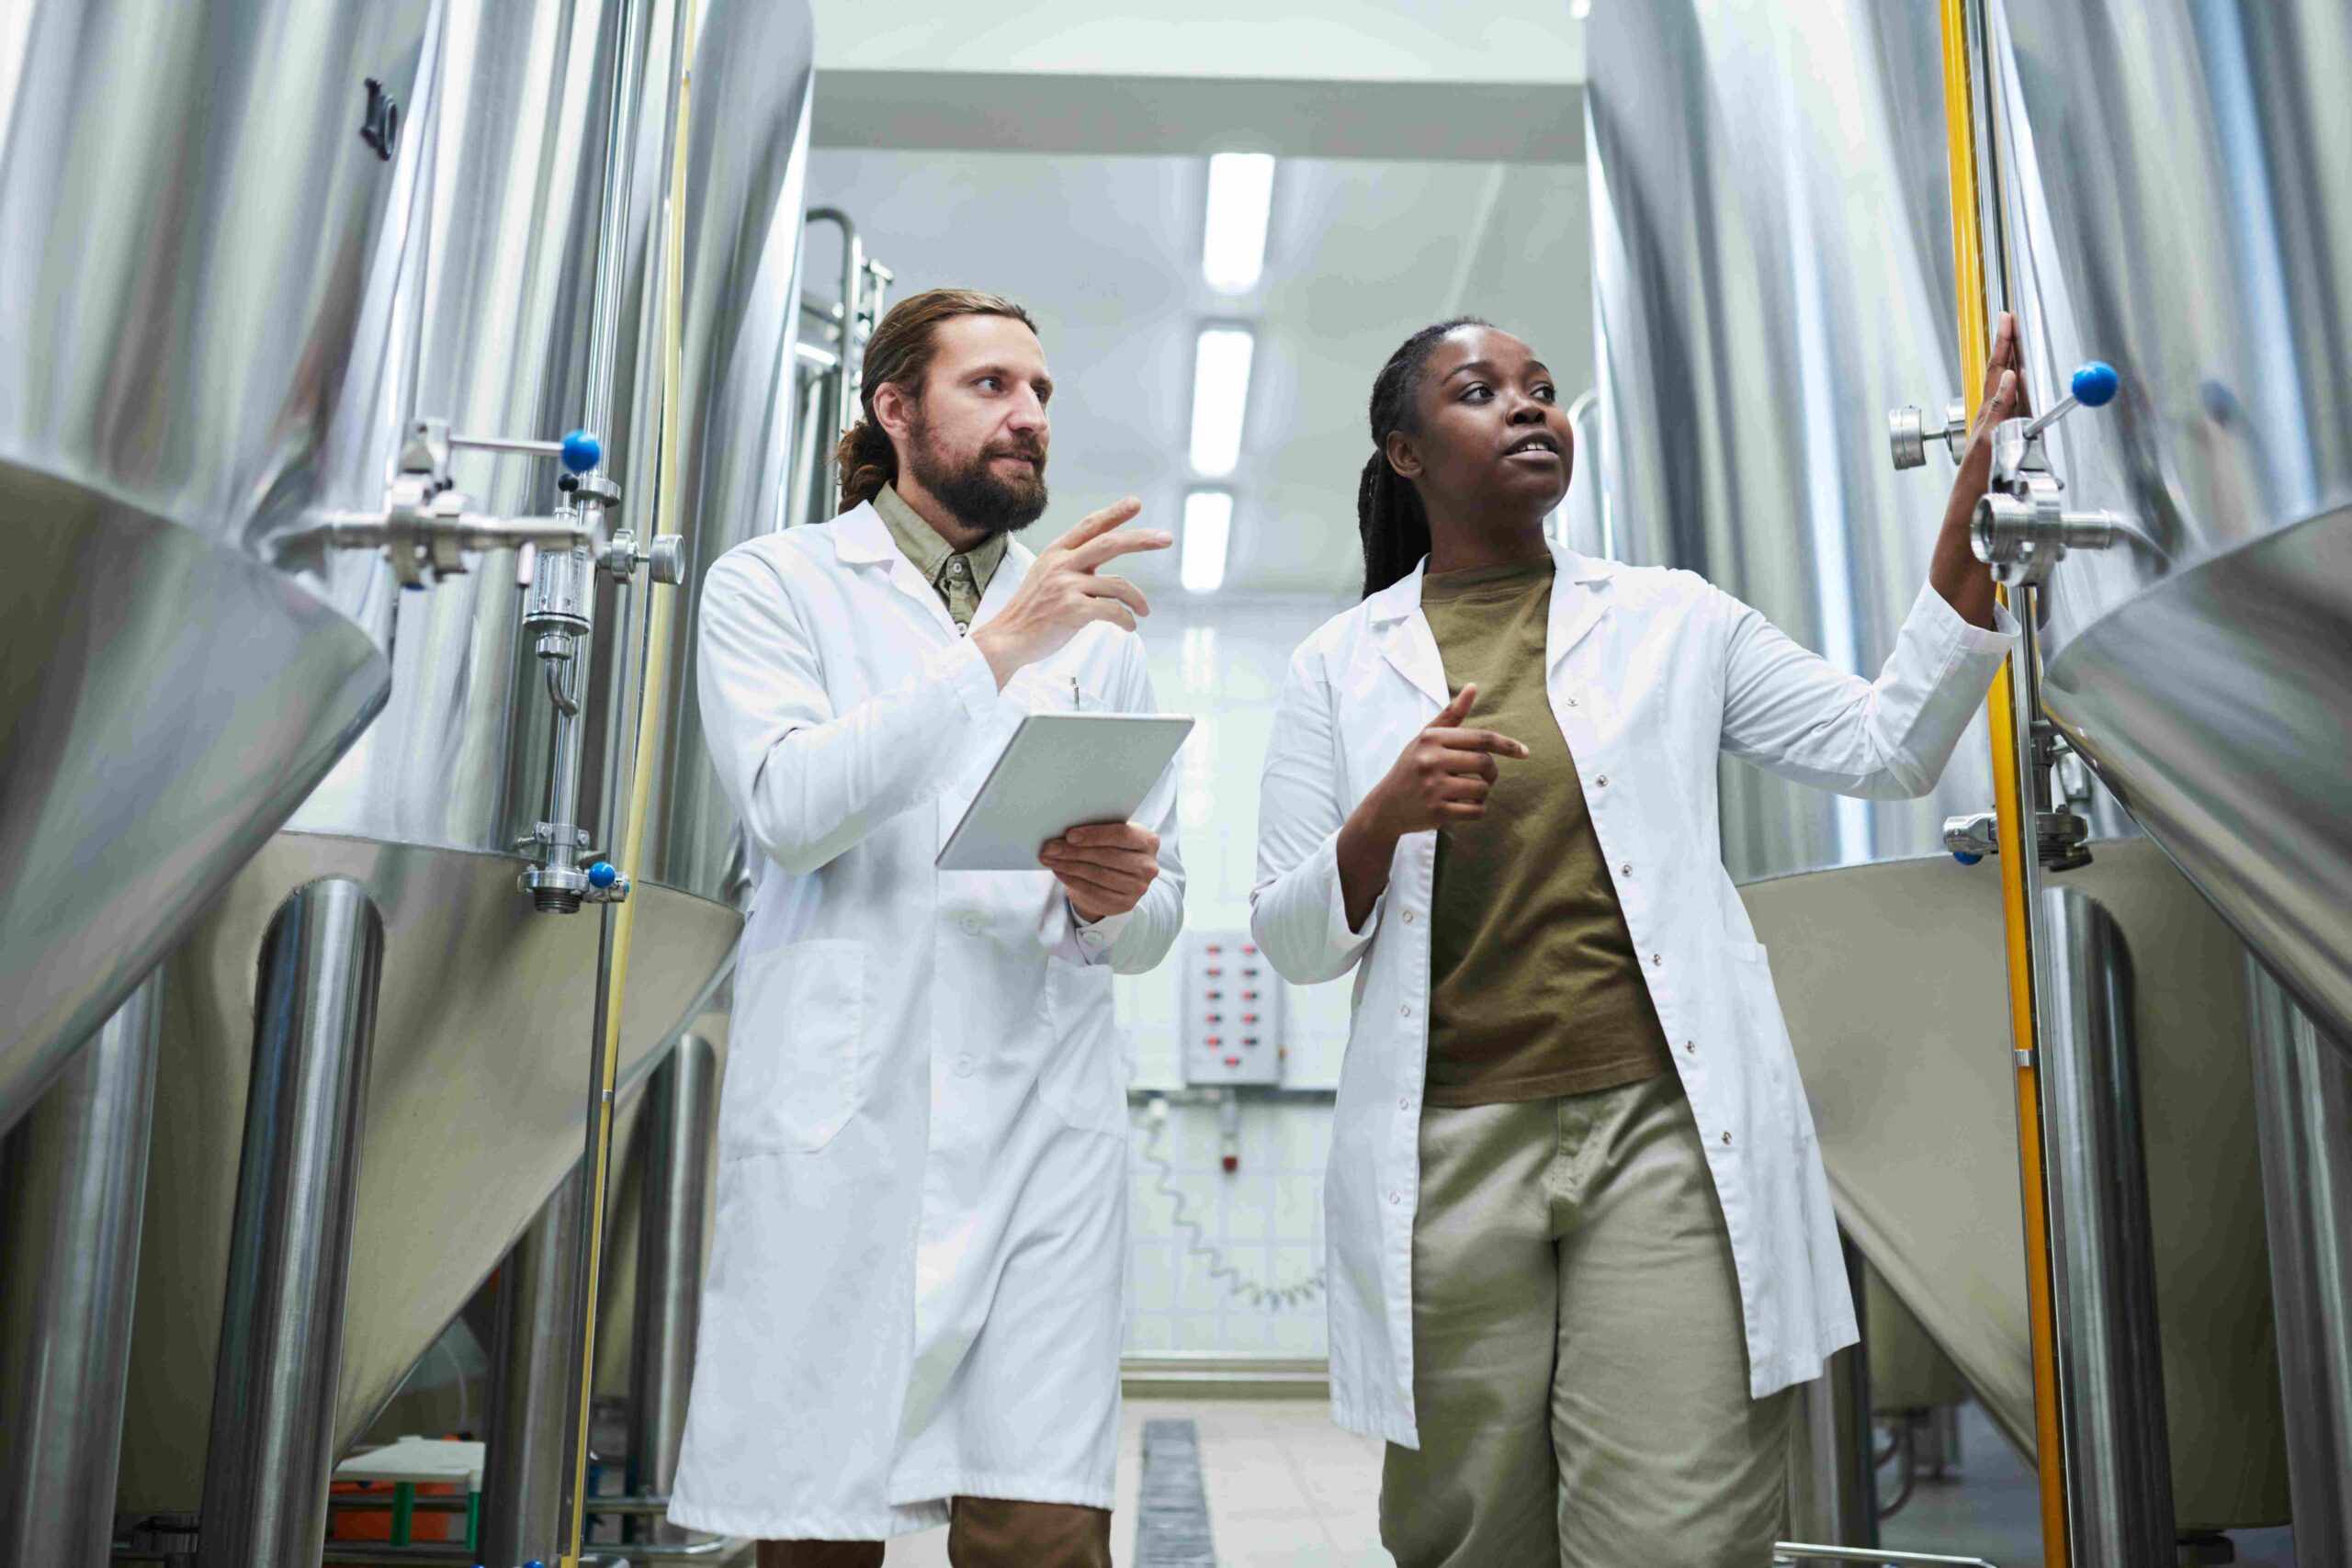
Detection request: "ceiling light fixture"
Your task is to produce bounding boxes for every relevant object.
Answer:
[1181,491,1233,594]
[1189,326,1254,479]
[1570,0,1591,17]
[1203,152,1276,295]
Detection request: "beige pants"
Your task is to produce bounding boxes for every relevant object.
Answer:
[1380,1074,1793,1568]
[756,1497,1111,1568]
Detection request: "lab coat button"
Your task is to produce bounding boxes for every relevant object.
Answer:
[1620,863,1633,876]
[1399,1097,1412,1111]
[1685,1040,1697,1055]
[959,914,981,935]
[1401,910,1415,925]
[1080,929,1105,949]
[1595,774,1608,787]
[1388,1190,1402,1206]
[1722,1130,1733,1145]
[1398,1003,1412,1018]
[1650,953,1662,966]
[954,1055,976,1078]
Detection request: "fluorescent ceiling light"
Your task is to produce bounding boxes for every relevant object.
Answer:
[1189,326,1254,478]
[1203,152,1275,294]
[1570,0,1591,17]
[1181,491,1233,594]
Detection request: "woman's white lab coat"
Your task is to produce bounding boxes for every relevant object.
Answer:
[1250,543,2013,1447]
[668,502,1183,1540]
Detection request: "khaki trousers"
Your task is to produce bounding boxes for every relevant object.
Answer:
[755,1498,1111,1568]
[1380,1074,1793,1568]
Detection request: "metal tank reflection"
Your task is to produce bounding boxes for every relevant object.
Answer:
[1588,0,2289,1536]
[107,0,816,1527]
[0,0,435,1131]
[1955,0,2352,1047]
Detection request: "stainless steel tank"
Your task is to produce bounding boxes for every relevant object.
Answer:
[1971,0,2352,1046]
[110,0,816,1512]
[0,0,436,1131]
[1588,0,2289,1529]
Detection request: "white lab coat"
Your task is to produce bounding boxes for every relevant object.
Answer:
[1250,543,2013,1447]
[668,502,1184,1540]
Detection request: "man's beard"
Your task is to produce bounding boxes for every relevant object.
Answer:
[905,412,1048,537]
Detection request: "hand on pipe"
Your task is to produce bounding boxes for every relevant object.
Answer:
[1334,683,1528,930]
[1931,310,2030,628]
[1041,821,1164,922]
[973,498,1171,688]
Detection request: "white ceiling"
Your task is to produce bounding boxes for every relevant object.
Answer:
[805,149,1594,599]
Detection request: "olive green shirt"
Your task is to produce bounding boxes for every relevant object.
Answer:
[874,481,1008,632]
[1420,557,1673,1105]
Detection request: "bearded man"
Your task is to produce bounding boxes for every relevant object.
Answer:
[668,288,1186,1567]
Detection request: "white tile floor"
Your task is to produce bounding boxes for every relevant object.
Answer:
[880,1398,1389,1566]
[872,1395,2300,1567]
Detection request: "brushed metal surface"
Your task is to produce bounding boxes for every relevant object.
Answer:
[0,976,163,1565]
[1743,840,2288,1529]
[0,0,434,1124]
[115,835,739,1513]
[1586,0,2001,885]
[2039,887,2177,1561]
[196,879,383,1568]
[641,0,818,901]
[1979,0,2352,1038]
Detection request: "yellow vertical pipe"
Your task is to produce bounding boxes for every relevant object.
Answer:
[560,15,695,1565]
[1938,4,2071,1564]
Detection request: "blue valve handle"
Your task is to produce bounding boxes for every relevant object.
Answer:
[1951,851,1985,866]
[587,861,619,889]
[2070,360,2119,407]
[560,429,602,473]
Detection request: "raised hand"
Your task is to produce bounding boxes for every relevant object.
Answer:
[1335,684,1528,928]
[972,498,1171,687]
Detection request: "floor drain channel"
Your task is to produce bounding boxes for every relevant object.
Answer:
[1136,1417,1216,1567]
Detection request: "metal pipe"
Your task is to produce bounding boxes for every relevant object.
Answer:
[0,975,164,1565]
[800,207,865,506]
[1936,3,2072,1559]
[196,878,385,1568]
[627,1034,718,1544]
[1785,1235,1877,1548]
[2245,960,2352,1568]
[2037,886,2175,1562]
[480,1169,586,1568]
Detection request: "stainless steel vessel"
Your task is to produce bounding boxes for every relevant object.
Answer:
[0,0,437,1131]
[1968,0,2352,1046]
[1588,0,2290,1531]
[107,0,818,1515]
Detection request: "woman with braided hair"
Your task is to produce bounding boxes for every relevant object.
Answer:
[1252,316,2024,1565]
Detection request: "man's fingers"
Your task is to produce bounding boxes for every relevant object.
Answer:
[1063,823,1158,852]
[1049,861,1148,900]
[1080,573,1151,618]
[1438,802,1487,821]
[1043,842,1159,876]
[1434,775,1491,804]
[1068,527,1173,571]
[1057,497,1142,552]
[1432,683,1477,728]
[1089,600,1139,634]
[1427,728,1529,759]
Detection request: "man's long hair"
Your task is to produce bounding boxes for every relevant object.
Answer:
[835,288,1037,513]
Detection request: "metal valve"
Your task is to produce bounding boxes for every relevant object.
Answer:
[600,528,690,585]
[1970,360,2133,587]
[1889,397,1969,470]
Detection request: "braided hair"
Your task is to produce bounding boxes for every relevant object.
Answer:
[834,287,1037,513]
[1357,317,1490,597]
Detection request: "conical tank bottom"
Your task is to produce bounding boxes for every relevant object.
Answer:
[0,472,390,1133]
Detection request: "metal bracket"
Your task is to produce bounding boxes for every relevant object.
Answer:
[1889,396,1969,469]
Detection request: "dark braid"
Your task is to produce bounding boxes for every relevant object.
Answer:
[1357,317,1488,596]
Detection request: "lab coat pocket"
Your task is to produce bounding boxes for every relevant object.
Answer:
[720,939,866,1157]
[1039,957,1133,1138]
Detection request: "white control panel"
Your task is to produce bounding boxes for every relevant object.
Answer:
[1180,930,1285,1086]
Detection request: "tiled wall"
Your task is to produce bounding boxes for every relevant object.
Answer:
[1115,593,1356,1358]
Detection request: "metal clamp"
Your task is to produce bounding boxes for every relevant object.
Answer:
[1889,396,1969,469]
[601,527,688,586]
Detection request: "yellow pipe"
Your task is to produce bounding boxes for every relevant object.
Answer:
[560,16,695,1565]
[1939,4,2071,1563]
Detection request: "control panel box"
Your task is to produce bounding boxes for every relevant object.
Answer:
[1180,930,1285,1086]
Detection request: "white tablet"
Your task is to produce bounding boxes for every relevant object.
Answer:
[936,712,1194,873]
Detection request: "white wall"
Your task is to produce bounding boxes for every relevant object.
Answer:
[1114,592,1358,1090]
[812,2,1586,84]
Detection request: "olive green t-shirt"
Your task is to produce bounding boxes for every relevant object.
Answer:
[1420,557,1673,1106]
